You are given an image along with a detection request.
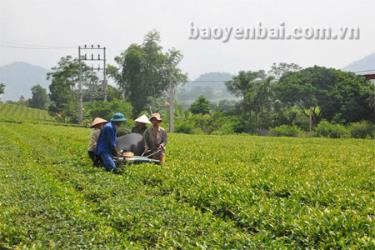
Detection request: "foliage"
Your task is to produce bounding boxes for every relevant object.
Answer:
[163,48,188,132]
[349,121,375,139]
[106,85,123,101]
[81,82,121,103]
[272,105,310,130]
[215,99,238,115]
[175,122,194,134]
[226,70,266,98]
[175,111,236,135]
[48,56,98,123]
[226,71,276,132]
[275,66,375,125]
[84,100,133,122]
[0,83,5,95]
[270,125,303,137]
[225,65,375,133]
[189,96,211,114]
[0,122,374,249]
[29,84,49,110]
[316,120,350,138]
[109,31,187,116]
[267,62,302,80]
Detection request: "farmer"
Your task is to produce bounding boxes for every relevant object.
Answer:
[88,117,107,167]
[131,114,150,135]
[143,113,167,164]
[96,112,127,172]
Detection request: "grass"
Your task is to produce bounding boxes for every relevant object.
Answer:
[0,122,374,249]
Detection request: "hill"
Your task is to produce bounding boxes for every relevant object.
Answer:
[0,103,54,122]
[343,52,375,73]
[0,62,50,101]
[177,72,236,106]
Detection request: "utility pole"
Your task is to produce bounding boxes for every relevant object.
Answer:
[103,47,107,101]
[168,86,176,132]
[77,44,107,123]
[78,46,83,123]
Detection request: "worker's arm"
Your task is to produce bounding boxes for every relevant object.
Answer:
[159,130,168,149]
[143,129,150,152]
[89,130,97,150]
[110,127,121,156]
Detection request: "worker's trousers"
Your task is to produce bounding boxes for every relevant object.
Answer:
[99,153,117,171]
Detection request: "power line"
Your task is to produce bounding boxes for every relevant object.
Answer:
[0,41,75,50]
[0,44,75,50]
[2,40,375,75]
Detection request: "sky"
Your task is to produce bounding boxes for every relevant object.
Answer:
[0,0,374,79]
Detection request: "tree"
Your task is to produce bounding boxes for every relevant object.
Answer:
[275,66,375,125]
[83,84,121,102]
[244,76,275,129]
[48,56,97,123]
[226,70,266,98]
[268,62,302,80]
[226,70,275,131]
[190,96,211,114]
[304,106,321,131]
[0,83,5,95]
[29,84,49,109]
[216,100,237,115]
[121,44,146,115]
[108,33,164,115]
[85,100,133,121]
[48,56,79,122]
[163,48,188,132]
[109,31,187,119]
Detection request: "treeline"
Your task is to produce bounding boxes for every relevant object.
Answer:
[2,31,374,138]
[176,63,375,138]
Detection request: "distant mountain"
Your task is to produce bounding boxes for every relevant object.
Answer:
[177,72,235,106]
[343,52,375,73]
[0,62,50,101]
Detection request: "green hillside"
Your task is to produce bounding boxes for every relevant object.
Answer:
[0,103,54,122]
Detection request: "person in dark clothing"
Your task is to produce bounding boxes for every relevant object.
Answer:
[96,112,127,171]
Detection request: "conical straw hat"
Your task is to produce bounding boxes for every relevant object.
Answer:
[90,117,107,128]
[135,114,151,124]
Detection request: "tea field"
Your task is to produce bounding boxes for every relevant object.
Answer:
[0,103,54,123]
[0,122,374,249]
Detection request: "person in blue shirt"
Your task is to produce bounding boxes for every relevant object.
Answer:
[96,112,127,171]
